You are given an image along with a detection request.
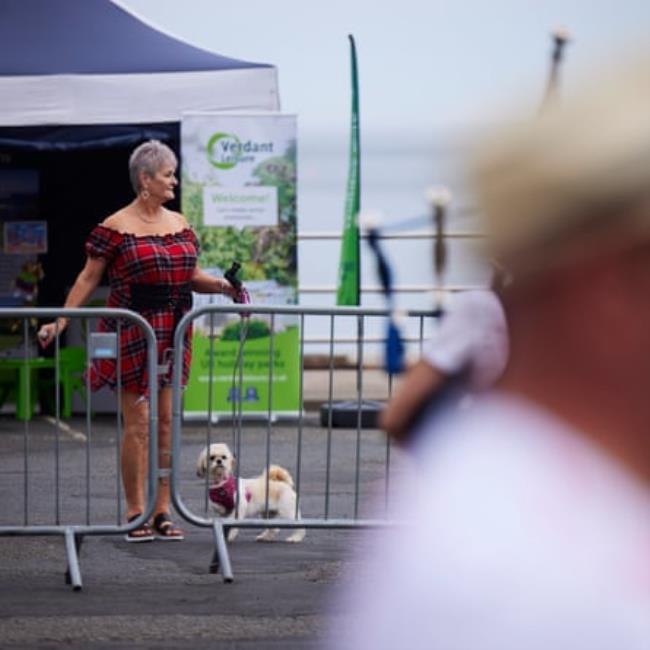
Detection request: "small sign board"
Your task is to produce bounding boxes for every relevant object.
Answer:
[89,332,117,359]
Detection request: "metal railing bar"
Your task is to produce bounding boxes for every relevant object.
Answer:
[353,315,364,520]
[298,285,487,294]
[84,319,91,526]
[9,518,403,533]
[205,311,216,513]
[116,319,123,525]
[301,336,433,345]
[324,314,335,519]
[419,315,425,355]
[176,304,438,320]
[235,319,245,519]
[294,313,305,519]
[206,517,405,530]
[385,373,393,514]
[264,314,275,515]
[22,317,29,526]
[54,322,61,525]
[297,230,484,240]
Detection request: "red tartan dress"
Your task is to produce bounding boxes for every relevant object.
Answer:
[85,224,199,396]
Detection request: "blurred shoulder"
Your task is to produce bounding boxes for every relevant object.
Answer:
[446,289,504,322]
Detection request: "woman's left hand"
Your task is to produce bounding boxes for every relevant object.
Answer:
[218,278,240,299]
[191,266,243,300]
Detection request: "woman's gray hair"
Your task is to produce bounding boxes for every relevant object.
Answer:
[128,140,177,193]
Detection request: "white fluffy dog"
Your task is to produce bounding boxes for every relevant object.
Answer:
[196,442,306,543]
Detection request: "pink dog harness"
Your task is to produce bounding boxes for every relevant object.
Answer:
[208,476,251,515]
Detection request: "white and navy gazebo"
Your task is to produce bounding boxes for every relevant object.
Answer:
[0,0,279,304]
[0,0,279,127]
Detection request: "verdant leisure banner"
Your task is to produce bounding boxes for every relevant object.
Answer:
[181,113,299,418]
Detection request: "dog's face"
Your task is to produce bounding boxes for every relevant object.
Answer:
[196,443,235,483]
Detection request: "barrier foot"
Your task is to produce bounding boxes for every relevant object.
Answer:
[64,529,83,591]
[211,521,234,583]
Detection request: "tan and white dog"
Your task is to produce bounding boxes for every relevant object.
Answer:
[196,442,306,543]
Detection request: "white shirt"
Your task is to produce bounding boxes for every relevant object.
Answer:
[424,290,508,391]
[331,394,650,650]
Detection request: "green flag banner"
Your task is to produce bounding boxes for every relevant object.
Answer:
[336,34,361,306]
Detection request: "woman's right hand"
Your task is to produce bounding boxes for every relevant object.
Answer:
[37,318,68,349]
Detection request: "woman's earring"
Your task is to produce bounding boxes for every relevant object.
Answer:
[141,189,150,201]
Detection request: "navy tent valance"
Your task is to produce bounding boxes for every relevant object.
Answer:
[0,124,178,152]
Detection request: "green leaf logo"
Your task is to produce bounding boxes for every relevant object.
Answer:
[207,132,241,169]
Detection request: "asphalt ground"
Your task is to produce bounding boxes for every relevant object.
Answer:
[0,412,409,649]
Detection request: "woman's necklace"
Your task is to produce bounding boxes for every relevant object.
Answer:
[136,206,163,224]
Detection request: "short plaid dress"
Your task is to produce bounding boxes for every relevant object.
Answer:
[85,224,199,396]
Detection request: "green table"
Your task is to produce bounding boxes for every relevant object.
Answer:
[0,357,60,421]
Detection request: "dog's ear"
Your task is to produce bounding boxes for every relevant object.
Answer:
[196,449,206,478]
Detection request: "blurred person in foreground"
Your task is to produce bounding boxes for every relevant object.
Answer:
[379,272,508,447]
[330,56,650,649]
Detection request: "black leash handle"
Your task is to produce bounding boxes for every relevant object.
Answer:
[224,261,242,292]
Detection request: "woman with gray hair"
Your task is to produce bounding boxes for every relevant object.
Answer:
[38,139,238,542]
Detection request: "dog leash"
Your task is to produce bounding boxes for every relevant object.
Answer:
[223,261,251,500]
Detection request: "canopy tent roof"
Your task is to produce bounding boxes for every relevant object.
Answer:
[0,0,279,126]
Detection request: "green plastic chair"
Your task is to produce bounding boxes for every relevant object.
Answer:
[0,365,38,417]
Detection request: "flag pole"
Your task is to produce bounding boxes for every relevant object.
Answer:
[321,35,384,428]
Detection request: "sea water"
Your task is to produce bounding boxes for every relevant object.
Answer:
[297,131,489,361]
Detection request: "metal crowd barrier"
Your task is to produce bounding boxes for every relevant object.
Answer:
[170,304,439,582]
[0,308,158,590]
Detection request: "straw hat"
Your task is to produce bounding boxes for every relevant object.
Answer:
[472,54,650,276]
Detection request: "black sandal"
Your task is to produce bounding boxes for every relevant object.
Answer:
[125,513,154,543]
[152,512,184,541]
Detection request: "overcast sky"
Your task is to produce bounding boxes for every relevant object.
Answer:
[120,0,650,139]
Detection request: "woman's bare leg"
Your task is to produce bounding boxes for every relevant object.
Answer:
[154,387,173,516]
[151,387,183,538]
[120,390,150,518]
